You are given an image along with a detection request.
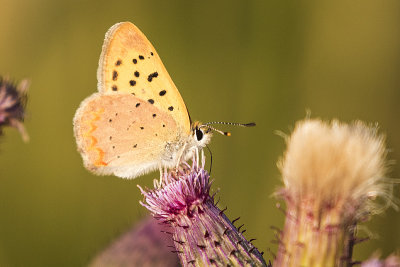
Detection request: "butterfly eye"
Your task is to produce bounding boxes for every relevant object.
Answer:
[195,128,204,141]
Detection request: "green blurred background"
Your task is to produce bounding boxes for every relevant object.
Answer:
[1,0,399,266]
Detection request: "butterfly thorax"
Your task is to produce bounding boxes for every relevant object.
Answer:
[161,121,212,167]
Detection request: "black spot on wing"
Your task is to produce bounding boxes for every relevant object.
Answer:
[112,70,118,81]
[140,127,144,130]
[115,60,122,66]
[168,106,174,111]
[152,114,156,118]
[133,144,137,148]
[136,103,140,107]
[112,85,118,91]
[129,80,136,86]
[148,99,154,104]
[150,52,154,56]
[134,71,140,77]
[159,90,166,96]
[139,55,144,60]
[132,58,137,64]
[147,72,158,82]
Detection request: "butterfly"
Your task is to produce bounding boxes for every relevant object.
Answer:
[73,22,254,179]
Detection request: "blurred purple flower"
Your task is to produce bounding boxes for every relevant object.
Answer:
[362,254,400,267]
[0,77,29,141]
[89,216,180,267]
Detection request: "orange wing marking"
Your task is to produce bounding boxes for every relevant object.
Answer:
[82,108,107,166]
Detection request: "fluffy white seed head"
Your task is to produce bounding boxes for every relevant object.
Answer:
[279,119,392,218]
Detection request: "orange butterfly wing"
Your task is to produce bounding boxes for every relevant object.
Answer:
[97,22,190,133]
[74,93,180,178]
[74,22,193,178]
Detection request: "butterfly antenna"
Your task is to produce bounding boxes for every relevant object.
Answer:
[204,125,231,136]
[202,121,256,136]
[204,121,256,127]
[206,145,213,174]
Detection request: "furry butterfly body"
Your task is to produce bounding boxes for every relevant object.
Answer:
[74,22,212,179]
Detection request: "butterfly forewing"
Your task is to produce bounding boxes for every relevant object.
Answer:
[97,22,190,133]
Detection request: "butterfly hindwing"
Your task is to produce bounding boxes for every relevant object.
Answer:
[97,22,191,133]
[73,93,179,178]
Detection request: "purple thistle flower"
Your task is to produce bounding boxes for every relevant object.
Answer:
[139,153,268,267]
[0,76,29,141]
[361,254,400,267]
[89,216,180,267]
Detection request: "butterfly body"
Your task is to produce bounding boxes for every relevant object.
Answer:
[74,22,212,179]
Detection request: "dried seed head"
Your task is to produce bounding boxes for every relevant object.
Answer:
[275,119,396,266]
[279,119,392,219]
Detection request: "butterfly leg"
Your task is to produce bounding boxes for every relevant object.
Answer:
[153,177,160,188]
[154,164,163,188]
[175,143,187,170]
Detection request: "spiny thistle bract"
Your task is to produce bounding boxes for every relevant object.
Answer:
[139,153,268,267]
[0,76,29,141]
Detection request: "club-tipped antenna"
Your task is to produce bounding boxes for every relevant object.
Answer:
[204,121,256,127]
[200,121,256,137]
[204,125,231,136]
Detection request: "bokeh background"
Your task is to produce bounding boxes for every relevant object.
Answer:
[1,0,400,266]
